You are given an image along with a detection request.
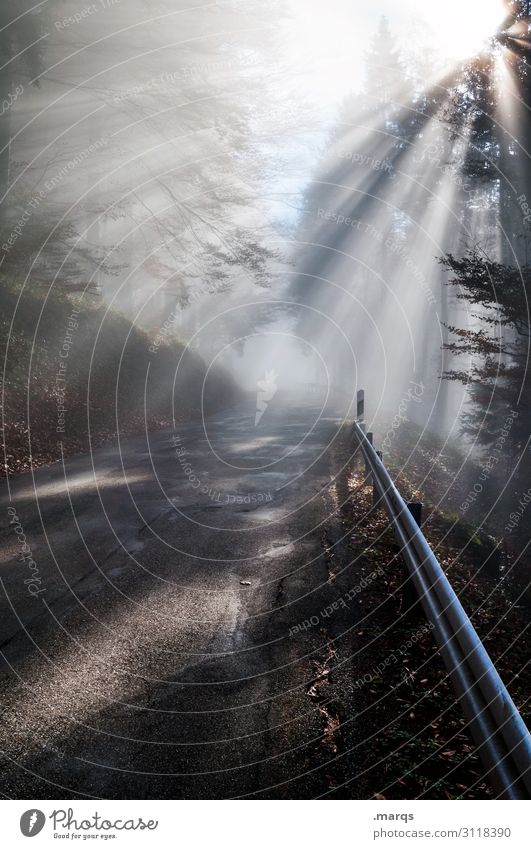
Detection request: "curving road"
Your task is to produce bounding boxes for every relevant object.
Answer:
[0,390,377,799]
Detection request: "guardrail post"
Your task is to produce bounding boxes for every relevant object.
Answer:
[407,502,423,527]
[403,502,425,615]
[352,393,366,441]
[357,389,364,422]
[373,450,382,506]
[365,432,373,475]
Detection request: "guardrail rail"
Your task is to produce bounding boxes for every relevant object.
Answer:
[353,391,531,800]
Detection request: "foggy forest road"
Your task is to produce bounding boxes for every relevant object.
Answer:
[0,392,376,799]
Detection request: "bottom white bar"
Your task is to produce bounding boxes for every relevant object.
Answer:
[1,799,530,848]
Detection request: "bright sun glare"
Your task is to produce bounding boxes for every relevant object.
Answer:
[287,0,510,104]
[413,0,507,61]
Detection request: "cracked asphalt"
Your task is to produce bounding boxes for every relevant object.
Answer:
[0,391,376,799]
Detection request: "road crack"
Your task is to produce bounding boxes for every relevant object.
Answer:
[305,633,341,754]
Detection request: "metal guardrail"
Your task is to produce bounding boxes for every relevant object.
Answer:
[352,395,531,800]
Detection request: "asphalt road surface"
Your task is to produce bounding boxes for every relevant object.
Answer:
[0,391,377,799]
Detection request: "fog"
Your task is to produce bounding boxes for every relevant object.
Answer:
[2,0,527,436]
